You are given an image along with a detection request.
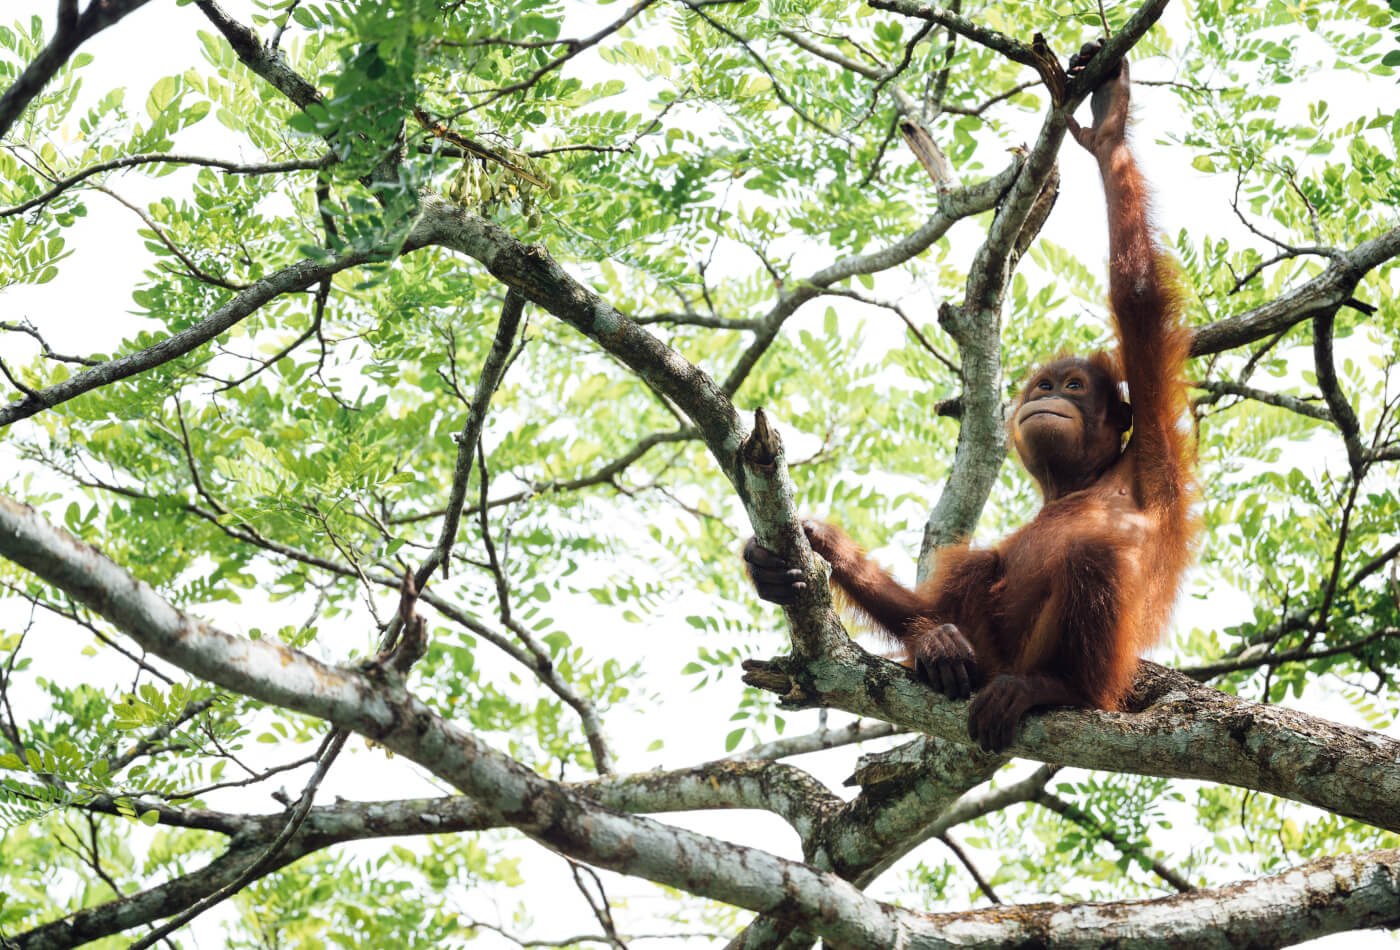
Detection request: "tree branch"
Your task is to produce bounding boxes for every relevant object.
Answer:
[1181,627,1400,680]
[1191,378,1331,422]
[0,152,334,218]
[1190,225,1400,357]
[1312,312,1366,475]
[126,729,351,950]
[1035,790,1193,893]
[733,719,904,760]
[0,0,156,139]
[417,290,525,585]
[4,496,1400,947]
[191,0,322,109]
[467,0,660,111]
[13,794,495,950]
[388,427,700,525]
[864,0,1037,68]
[740,651,1400,834]
[719,161,1018,398]
[0,246,379,429]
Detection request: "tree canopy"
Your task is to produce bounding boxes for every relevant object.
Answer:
[1,0,1399,947]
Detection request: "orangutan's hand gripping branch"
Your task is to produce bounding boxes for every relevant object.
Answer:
[744,42,1197,753]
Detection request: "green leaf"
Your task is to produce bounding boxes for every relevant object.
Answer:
[146,76,178,121]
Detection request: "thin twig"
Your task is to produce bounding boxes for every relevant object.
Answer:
[1190,379,1331,422]
[126,729,351,950]
[94,185,249,291]
[529,93,687,157]
[865,0,1038,68]
[104,697,218,774]
[417,290,526,587]
[475,446,615,774]
[926,0,961,116]
[467,0,660,111]
[941,80,1037,116]
[777,29,881,79]
[0,320,101,365]
[1097,0,1113,36]
[213,314,322,392]
[1182,627,1400,680]
[0,580,176,683]
[1035,791,1192,893]
[858,111,903,187]
[937,831,1001,904]
[568,860,625,947]
[853,20,934,128]
[387,428,698,525]
[1313,475,1363,639]
[819,286,958,372]
[0,356,40,399]
[0,152,333,218]
[681,0,845,139]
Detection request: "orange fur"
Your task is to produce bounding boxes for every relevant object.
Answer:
[802,91,1198,745]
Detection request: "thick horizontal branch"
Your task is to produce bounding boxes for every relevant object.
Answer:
[15,795,493,950]
[743,652,1400,834]
[583,760,842,840]
[1190,225,1400,356]
[728,733,1004,950]
[834,736,1001,884]
[34,759,844,948]
[809,756,1059,923]
[5,494,1400,948]
[0,492,904,947]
